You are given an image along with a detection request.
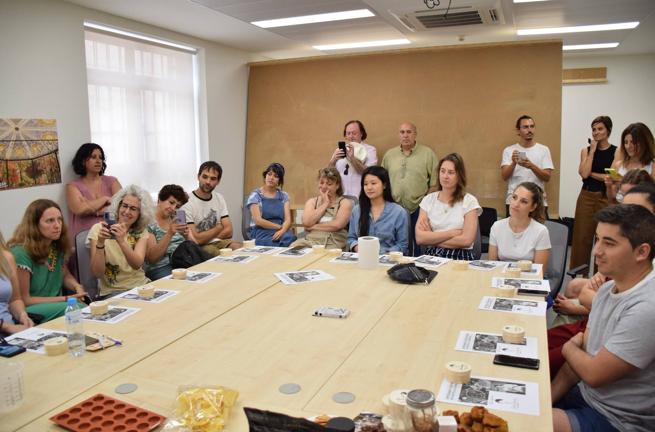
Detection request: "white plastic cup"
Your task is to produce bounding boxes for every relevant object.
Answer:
[0,362,24,413]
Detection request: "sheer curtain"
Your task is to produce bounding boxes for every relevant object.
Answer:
[85,30,199,195]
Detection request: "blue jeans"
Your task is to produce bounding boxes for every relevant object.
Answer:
[555,385,618,432]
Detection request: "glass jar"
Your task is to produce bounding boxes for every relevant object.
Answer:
[405,389,438,432]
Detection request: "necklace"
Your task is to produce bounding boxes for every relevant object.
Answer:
[46,246,57,272]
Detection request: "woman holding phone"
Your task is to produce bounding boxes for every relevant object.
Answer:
[145,185,196,280]
[569,116,616,269]
[88,185,153,297]
[328,120,377,198]
[9,200,87,322]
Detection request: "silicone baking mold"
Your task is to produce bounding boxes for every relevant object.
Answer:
[49,393,165,432]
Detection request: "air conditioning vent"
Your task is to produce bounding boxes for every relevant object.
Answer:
[416,10,482,28]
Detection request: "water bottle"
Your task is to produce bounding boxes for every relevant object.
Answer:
[65,298,85,357]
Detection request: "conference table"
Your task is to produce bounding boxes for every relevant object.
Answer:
[2,249,553,431]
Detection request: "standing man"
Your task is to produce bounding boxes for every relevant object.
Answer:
[501,115,554,218]
[552,204,655,432]
[382,122,438,255]
[183,161,240,256]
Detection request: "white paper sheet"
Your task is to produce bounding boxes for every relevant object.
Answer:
[469,260,509,271]
[505,262,543,277]
[113,288,179,303]
[238,246,284,254]
[163,271,222,283]
[455,330,538,359]
[437,375,540,416]
[81,305,140,324]
[5,327,68,354]
[478,296,547,316]
[491,277,550,295]
[274,269,336,285]
[276,246,313,258]
[330,252,397,266]
[412,255,451,268]
[210,254,258,264]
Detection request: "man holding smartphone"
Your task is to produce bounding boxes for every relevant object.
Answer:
[500,115,554,218]
[551,204,655,432]
[182,161,240,256]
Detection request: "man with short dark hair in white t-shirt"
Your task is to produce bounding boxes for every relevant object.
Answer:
[182,161,240,256]
[501,115,554,218]
[551,204,655,432]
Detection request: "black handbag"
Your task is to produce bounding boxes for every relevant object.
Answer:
[387,263,438,284]
[170,240,212,269]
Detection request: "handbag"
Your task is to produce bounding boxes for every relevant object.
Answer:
[170,240,212,269]
[387,263,438,284]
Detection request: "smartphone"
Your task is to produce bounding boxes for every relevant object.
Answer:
[605,168,621,180]
[517,288,549,297]
[338,141,347,157]
[493,354,540,370]
[313,307,350,319]
[0,344,26,358]
[587,138,592,144]
[518,151,527,161]
[103,211,116,239]
[175,209,186,225]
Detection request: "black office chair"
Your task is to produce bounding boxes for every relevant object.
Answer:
[479,207,497,253]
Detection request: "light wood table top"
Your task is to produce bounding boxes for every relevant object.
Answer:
[12,255,553,432]
[2,251,324,431]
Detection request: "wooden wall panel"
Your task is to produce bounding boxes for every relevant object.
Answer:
[245,41,562,215]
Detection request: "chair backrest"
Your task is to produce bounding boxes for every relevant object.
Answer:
[471,223,482,260]
[479,207,498,237]
[75,229,99,300]
[545,220,570,298]
[242,196,252,240]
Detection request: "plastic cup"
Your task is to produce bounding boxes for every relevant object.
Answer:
[0,362,24,413]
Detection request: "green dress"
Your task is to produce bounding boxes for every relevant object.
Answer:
[11,245,70,322]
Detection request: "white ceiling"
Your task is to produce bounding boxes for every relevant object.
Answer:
[66,0,655,60]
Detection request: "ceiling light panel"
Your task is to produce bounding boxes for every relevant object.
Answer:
[563,43,620,51]
[517,21,639,36]
[314,38,410,51]
[252,9,374,28]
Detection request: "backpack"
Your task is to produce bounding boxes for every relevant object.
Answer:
[170,240,212,269]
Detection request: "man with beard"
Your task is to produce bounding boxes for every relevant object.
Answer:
[182,161,240,255]
[501,115,554,218]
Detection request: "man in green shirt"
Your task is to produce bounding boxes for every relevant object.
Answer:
[382,122,438,255]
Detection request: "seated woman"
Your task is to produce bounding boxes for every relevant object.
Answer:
[1,232,33,335]
[145,184,196,280]
[291,168,353,251]
[66,143,122,243]
[247,163,296,247]
[416,153,481,260]
[9,200,87,322]
[488,182,551,267]
[88,185,153,297]
[605,122,654,201]
[347,166,408,254]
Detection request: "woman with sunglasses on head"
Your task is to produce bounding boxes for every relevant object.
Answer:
[9,200,87,322]
[247,163,296,247]
[416,153,481,260]
[0,231,34,334]
[347,166,408,254]
[328,120,378,198]
[292,167,353,251]
[488,182,550,267]
[66,143,122,243]
[88,185,154,297]
[145,184,196,281]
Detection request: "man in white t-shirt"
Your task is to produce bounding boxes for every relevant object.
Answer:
[182,161,240,256]
[501,115,554,217]
[551,204,655,432]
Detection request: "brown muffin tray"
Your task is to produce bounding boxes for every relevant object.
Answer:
[50,393,165,432]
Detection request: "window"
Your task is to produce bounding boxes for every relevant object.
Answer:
[84,26,201,194]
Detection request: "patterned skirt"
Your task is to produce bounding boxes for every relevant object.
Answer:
[425,247,475,261]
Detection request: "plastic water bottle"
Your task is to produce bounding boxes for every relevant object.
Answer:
[65,298,85,357]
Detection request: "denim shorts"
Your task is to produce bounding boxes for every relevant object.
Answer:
[555,385,618,432]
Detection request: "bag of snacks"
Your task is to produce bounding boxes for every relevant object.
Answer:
[163,385,239,432]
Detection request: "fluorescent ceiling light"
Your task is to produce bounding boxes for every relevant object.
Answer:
[563,42,619,51]
[518,21,638,35]
[514,0,549,3]
[252,9,374,28]
[84,21,197,53]
[313,39,410,51]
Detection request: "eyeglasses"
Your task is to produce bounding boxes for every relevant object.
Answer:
[120,203,140,213]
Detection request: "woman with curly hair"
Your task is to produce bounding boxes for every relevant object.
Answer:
[88,184,154,297]
[66,143,122,243]
[9,200,87,322]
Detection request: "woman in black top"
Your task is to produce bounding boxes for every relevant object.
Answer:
[570,116,617,269]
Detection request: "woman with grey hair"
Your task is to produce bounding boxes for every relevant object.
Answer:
[88,184,154,297]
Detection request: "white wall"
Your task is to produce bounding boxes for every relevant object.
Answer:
[559,53,655,217]
[0,0,253,239]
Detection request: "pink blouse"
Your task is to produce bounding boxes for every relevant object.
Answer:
[67,175,117,243]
